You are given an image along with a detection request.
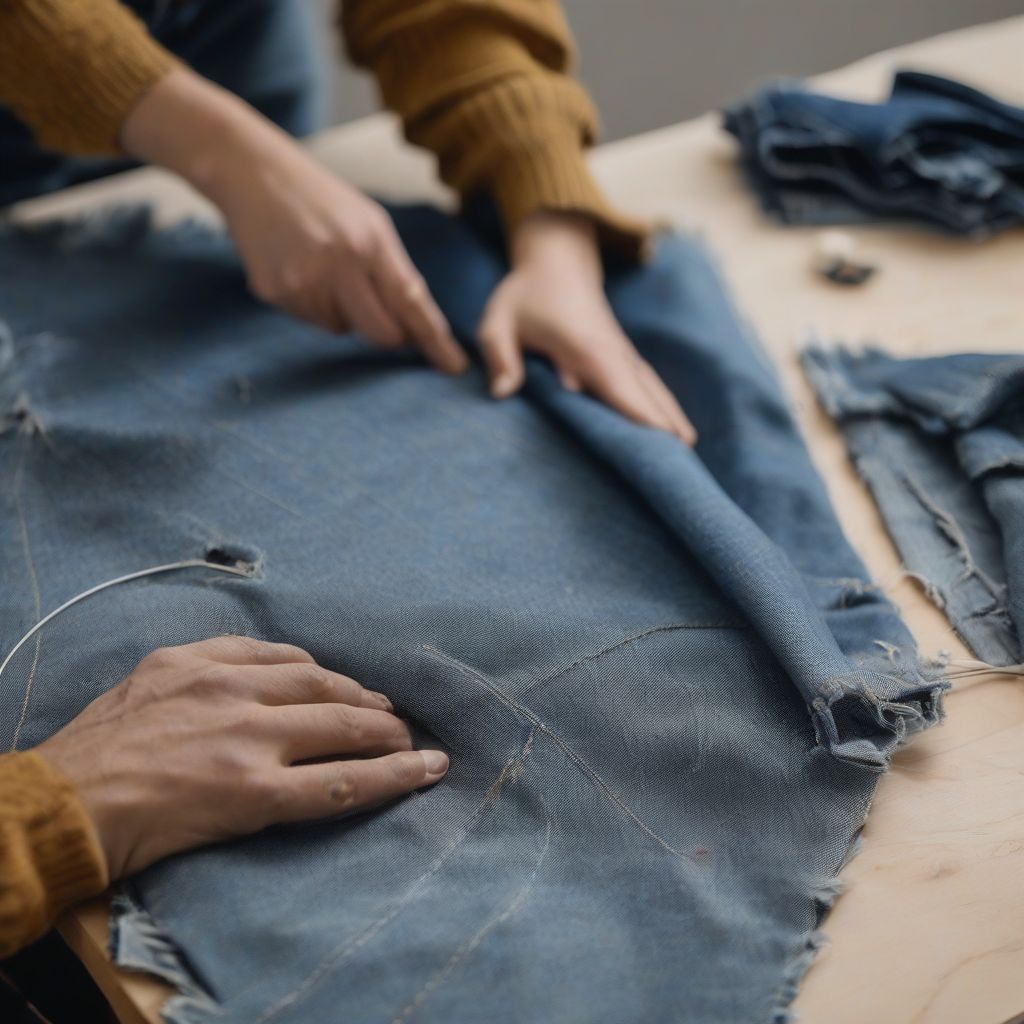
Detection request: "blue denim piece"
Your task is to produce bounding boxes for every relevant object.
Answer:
[723,71,1024,236]
[804,346,1024,667]
[0,207,943,1022]
[0,0,326,207]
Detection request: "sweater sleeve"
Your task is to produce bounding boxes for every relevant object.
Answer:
[0,752,108,958]
[0,0,177,156]
[342,0,650,260]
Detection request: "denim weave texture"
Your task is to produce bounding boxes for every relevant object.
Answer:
[0,206,943,1023]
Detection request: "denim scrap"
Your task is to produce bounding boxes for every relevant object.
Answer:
[0,207,942,1023]
[724,70,1024,236]
[804,345,1024,666]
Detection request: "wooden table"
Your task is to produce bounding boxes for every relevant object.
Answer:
[13,16,1024,1024]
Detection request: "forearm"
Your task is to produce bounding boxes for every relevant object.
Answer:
[343,0,650,260]
[0,0,176,155]
[120,66,289,211]
[0,753,107,958]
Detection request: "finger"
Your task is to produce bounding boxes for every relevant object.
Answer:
[557,366,583,392]
[334,269,404,349]
[305,284,349,336]
[267,703,412,762]
[478,311,525,399]
[578,352,680,435]
[370,241,467,374]
[635,358,698,445]
[231,662,392,713]
[186,636,317,667]
[269,749,449,823]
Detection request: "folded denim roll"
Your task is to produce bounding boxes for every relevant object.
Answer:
[724,70,1024,236]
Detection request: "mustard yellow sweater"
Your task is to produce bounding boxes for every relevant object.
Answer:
[0,0,648,253]
[0,0,647,960]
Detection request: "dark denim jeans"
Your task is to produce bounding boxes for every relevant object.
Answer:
[0,0,325,207]
[724,71,1024,236]
[805,346,1024,667]
[0,207,943,1023]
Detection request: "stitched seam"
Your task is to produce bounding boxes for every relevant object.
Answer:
[528,621,747,693]
[391,794,553,1024]
[424,646,697,863]
[253,728,537,1024]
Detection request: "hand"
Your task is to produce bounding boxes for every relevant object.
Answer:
[36,636,448,880]
[477,212,696,445]
[122,68,467,374]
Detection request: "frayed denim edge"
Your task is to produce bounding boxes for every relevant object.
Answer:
[769,832,864,1024]
[813,674,948,771]
[110,890,223,1024]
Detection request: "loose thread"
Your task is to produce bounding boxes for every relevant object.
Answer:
[0,559,255,684]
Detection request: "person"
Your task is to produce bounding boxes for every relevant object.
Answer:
[0,0,696,960]
[0,636,449,958]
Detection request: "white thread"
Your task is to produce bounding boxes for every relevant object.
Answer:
[0,559,254,685]
[942,658,1024,680]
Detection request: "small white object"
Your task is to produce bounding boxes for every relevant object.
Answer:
[813,230,877,286]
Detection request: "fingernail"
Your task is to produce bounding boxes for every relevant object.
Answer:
[364,690,393,712]
[420,749,449,776]
[492,374,515,399]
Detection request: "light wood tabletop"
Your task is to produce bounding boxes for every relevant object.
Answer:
[14,15,1024,1024]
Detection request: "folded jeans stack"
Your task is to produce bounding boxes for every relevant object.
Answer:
[724,70,1024,236]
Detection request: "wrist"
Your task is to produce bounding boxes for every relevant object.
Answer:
[120,66,285,210]
[511,211,603,280]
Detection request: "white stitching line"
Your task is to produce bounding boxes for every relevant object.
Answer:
[392,795,553,1024]
[253,728,537,1024]
[423,646,698,864]
[532,621,746,691]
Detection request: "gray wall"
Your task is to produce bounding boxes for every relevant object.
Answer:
[317,1,1023,140]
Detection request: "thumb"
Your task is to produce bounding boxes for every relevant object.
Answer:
[478,310,525,400]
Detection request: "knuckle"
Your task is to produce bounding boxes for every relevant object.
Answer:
[138,645,175,671]
[215,634,262,657]
[323,765,359,809]
[191,662,237,695]
[336,707,365,745]
[340,229,373,263]
[269,642,315,664]
[248,770,289,821]
[291,663,334,701]
[388,719,413,750]
[394,271,426,305]
[248,274,279,304]
[280,267,316,301]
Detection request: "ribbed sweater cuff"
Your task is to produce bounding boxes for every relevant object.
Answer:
[0,751,108,956]
[0,0,177,155]
[487,127,652,262]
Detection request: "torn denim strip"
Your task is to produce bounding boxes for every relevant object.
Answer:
[1,208,942,1023]
[804,345,1024,665]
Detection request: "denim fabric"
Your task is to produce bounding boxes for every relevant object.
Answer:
[724,71,1024,236]
[804,346,1024,667]
[0,0,326,207]
[0,207,943,1023]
